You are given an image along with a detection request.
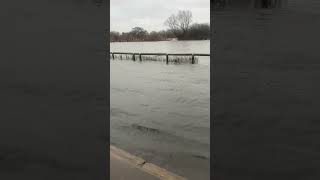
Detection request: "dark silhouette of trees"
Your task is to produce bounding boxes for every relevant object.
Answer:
[187,23,210,40]
[110,31,121,42]
[110,28,173,42]
[129,27,148,41]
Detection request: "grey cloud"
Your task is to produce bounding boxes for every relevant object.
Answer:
[111,0,210,32]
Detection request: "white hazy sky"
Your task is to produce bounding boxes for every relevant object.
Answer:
[111,0,210,32]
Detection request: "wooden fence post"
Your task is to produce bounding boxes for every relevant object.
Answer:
[166,54,169,64]
[191,54,195,64]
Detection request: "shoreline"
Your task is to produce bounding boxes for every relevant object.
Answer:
[110,145,187,180]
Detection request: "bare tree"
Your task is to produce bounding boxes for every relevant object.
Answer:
[164,10,192,39]
[165,15,179,35]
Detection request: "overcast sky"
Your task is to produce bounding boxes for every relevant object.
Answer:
[111,0,210,32]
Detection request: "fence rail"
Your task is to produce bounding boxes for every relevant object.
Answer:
[110,52,210,64]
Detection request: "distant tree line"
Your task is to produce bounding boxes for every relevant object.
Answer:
[110,28,176,42]
[110,10,210,42]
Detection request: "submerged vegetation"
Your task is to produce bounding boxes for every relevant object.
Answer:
[110,53,199,64]
[110,10,210,42]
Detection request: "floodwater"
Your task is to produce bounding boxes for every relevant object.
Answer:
[110,40,210,180]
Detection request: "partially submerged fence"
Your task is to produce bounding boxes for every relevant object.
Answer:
[110,52,210,64]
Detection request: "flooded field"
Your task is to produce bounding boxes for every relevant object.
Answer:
[110,40,210,179]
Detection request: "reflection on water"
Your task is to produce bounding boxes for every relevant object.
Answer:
[111,41,210,180]
[213,0,320,180]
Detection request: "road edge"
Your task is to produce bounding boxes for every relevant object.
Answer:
[110,145,187,180]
